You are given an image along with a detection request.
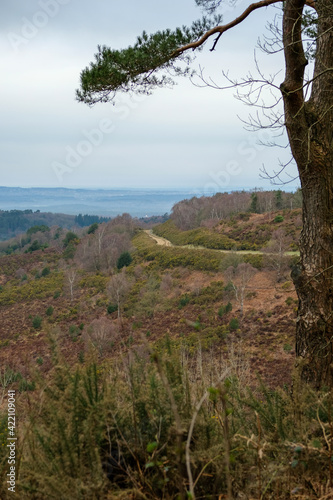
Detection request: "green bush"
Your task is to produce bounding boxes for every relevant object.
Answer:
[63,231,79,247]
[32,315,42,329]
[26,240,41,253]
[63,242,77,260]
[285,296,294,306]
[133,232,263,272]
[0,273,64,306]
[19,378,36,392]
[117,251,133,269]
[46,306,54,316]
[178,294,190,309]
[274,215,284,223]
[87,222,99,234]
[218,301,233,317]
[68,324,80,341]
[79,274,108,293]
[41,266,50,277]
[107,303,118,314]
[225,301,233,313]
[27,225,50,236]
[229,317,239,331]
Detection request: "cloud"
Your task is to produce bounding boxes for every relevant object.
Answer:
[0,0,298,191]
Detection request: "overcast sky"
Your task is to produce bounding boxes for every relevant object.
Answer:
[0,0,300,192]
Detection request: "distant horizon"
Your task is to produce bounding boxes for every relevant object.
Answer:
[0,185,300,192]
[0,184,301,218]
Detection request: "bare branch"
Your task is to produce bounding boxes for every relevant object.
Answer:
[172,0,283,56]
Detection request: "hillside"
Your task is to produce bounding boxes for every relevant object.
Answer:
[0,209,299,389]
[1,203,331,499]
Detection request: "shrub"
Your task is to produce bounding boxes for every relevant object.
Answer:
[229,317,239,331]
[87,222,99,234]
[53,290,61,299]
[117,251,133,269]
[46,306,54,316]
[41,267,50,277]
[225,301,232,313]
[218,306,224,317]
[153,219,237,250]
[107,303,118,314]
[63,231,79,248]
[7,345,333,500]
[19,378,36,392]
[274,215,284,223]
[63,242,76,260]
[27,225,50,236]
[26,240,41,253]
[220,252,244,271]
[83,318,118,354]
[178,294,190,309]
[219,302,233,316]
[68,324,80,341]
[32,315,42,329]
[285,296,294,306]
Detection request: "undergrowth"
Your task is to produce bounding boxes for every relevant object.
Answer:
[0,340,332,499]
[133,232,263,271]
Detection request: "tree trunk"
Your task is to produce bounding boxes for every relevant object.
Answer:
[294,165,333,387]
[282,0,333,387]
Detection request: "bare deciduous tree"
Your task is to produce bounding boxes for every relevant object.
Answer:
[83,317,119,355]
[262,229,293,282]
[225,263,257,317]
[107,269,132,322]
[65,268,77,303]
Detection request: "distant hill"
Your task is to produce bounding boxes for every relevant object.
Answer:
[0,210,110,241]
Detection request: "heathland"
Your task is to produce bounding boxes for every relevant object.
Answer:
[0,189,331,499]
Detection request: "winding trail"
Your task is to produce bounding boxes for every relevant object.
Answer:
[144,230,299,256]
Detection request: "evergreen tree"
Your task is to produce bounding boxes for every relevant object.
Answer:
[117,251,133,269]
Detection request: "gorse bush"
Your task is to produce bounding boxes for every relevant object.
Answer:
[0,272,64,305]
[1,342,333,499]
[218,302,233,317]
[133,231,263,271]
[154,219,237,250]
[178,281,224,309]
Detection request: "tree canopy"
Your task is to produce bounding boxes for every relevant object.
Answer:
[76,13,222,105]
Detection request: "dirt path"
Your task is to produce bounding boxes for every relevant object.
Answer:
[144,230,174,247]
[144,230,299,256]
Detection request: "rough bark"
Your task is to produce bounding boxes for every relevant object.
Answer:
[282,0,333,387]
